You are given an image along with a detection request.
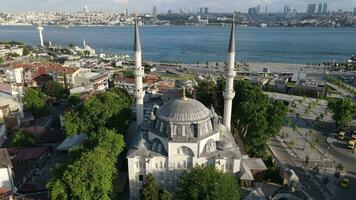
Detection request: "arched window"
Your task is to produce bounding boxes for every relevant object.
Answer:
[203,139,216,153]
[176,146,194,156]
[151,138,167,155]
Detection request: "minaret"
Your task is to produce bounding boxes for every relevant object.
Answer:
[134,16,145,127]
[37,25,44,47]
[223,15,236,130]
[83,39,86,48]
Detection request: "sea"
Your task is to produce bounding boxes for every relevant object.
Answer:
[0,25,355,64]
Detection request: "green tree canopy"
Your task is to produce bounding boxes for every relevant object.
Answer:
[195,79,225,114]
[195,80,287,158]
[328,98,356,129]
[23,88,49,118]
[122,70,135,78]
[141,173,172,200]
[86,128,125,162]
[266,101,288,137]
[159,189,173,200]
[63,89,132,136]
[176,166,240,200]
[48,89,129,199]
[233,81,287,158]
[42,81,66,98]
[22,46,30,55]
[233,80,269,138]
[47,148,117,200]
[11,129,36,147]
[142,173,159,200]
[67,94,81,106]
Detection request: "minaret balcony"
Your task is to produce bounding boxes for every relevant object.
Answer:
[225,70,236,78]
[134,69,144,77]
[223,91,235,100]
[135,90,145,99]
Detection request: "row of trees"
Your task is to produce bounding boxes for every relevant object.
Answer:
[142,166,240,200]
[195,80,287,159]
[47,89,132,199]
[232,81,287,159]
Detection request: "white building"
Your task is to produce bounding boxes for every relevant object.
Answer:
[5,67,23,84]
[73,40,96,57]
[0,46,23,57]
[71,69,109,94]
[0,149,14,198]
[127,17,266,199]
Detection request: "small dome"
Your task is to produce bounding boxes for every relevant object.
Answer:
[156,98,211,123]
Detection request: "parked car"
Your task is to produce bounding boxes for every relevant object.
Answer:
[339,177,350,188]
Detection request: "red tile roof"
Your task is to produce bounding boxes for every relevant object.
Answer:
[10,62,80,76]
[0,188,13,198]
[0,83,12,94]
[113,76,135,84]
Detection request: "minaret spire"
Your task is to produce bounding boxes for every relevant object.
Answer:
[134,16,141,52]
[223,14,236,130]
[134,14,145,127]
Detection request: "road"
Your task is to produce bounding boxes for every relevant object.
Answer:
[326,137,356,200]
[269,138,328,200]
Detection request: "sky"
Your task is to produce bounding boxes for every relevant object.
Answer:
[0,0,355,13]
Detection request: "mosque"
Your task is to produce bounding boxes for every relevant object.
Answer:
[127,17,267,199]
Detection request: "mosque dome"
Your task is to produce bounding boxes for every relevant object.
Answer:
[156,98,211,123]
[152,98,216,139]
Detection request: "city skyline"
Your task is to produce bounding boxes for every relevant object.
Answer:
[0,0,355,13]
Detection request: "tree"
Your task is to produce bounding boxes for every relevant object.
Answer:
[48,90,128,200]
[0,57,4,64]
[122,70,135,78]
[233,81,269,138]
[194,80,287,158]
[159,189,172,200]
[266,101,288,137]
[87,128,125,162]
[23,46,30,56]
[63,89,132,136]
[141,174,159,200]
[328,98,356,129]
[195,79,225,114]
[63,111,88,136]
[23,88,49,118]
[42,81,66,98]
[11,130,36,147]
[67,94,81,106]
[140,173,172,200]
[47,148,117,200]
[232,81,287,158]
[176,166,240,200]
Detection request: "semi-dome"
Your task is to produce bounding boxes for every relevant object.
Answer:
[156,98,211,123]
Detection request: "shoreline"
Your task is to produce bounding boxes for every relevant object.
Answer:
[152,61,329,75]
